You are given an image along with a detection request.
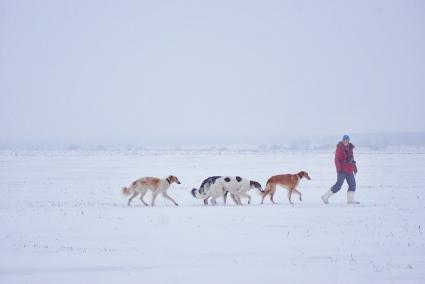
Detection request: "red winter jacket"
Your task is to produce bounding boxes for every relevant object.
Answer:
[334,142,356,174]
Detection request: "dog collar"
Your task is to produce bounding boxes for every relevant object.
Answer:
[166,177,171,184]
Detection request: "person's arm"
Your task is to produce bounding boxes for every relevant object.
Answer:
[352,150,358,174]
[334,147,342,172]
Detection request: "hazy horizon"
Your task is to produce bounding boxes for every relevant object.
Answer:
[1,1,424,149]
[1,131,424,150]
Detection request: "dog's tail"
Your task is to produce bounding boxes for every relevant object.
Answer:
[261,180,273,197]
[121,186,131,196]
[250,180,264,194]
[191,188,207,199]
[191,188,199,198]
[256,187,264,194]
[121,182,136,196]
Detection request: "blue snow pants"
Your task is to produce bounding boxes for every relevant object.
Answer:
[331,172,356,193]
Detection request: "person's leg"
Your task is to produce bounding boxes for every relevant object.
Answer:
[346,173,359,204]
[346,173,356,192]
[322,172,345,204]
[331,172,346,193]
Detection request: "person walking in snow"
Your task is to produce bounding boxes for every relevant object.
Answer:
[322,135,360,204]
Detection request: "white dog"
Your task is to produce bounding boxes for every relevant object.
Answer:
[191,176,263,205]
[122,175,181,206]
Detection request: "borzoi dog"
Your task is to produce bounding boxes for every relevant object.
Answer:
[191,176,263,205]
[122,175,181,206]
[261,171,311,204]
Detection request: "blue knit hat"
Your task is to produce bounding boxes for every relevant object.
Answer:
[342,134,350,142]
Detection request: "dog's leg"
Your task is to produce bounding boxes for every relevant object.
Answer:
[223,191,228,205]
[270,191,277,204]
[261,191,267,204]
[238,192,251,204]
[151,191,159,206]
[293,189,302,202]
[210,198,217,206]
[232,194,242,205]
[270,186,277,204]
[261,183,272,204]
[211,190,222,206]
[236,194,242,205]
[139,189,149,206]
[203,198,209,205]
[288,189,294,205]
[230,193,240,205]
[128,192,139,206]
[162,192,178,206]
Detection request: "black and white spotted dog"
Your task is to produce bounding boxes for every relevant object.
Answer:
[191,176,263,205]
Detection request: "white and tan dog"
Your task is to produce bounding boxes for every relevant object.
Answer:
[122,175,181,206]
[191,176,263,205]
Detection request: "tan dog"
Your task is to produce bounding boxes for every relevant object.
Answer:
[261,171,311,204]
[122,175,181,206]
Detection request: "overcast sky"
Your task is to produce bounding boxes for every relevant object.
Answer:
[1,0,424,148]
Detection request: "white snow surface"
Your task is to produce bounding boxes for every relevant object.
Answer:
[0,149,424,283]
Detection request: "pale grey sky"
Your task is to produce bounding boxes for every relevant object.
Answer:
[1,0,424,148]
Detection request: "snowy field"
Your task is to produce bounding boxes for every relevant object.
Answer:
[0,149,424,283]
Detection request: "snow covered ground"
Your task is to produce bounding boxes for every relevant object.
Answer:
[0,149,424,283]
